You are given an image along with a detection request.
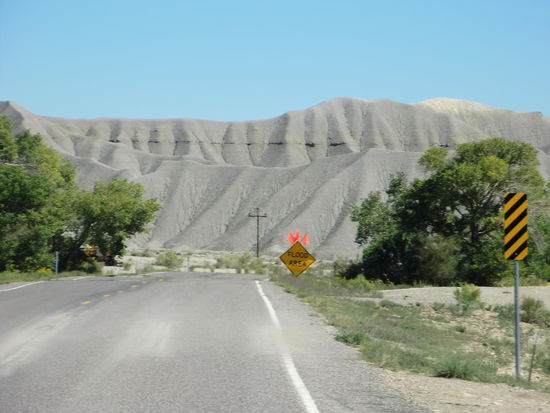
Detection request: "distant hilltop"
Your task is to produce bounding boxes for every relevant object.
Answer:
[1,98,549,258]
[1,97,549,168]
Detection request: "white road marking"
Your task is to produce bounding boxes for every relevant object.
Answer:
[0,281,44,292]
[72,276,93,281]
[255,280,320,413]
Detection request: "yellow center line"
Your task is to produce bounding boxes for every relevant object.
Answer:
[102,294,110,297]
[81,301,91,305]
[131,285,138,288]
[117,290,124,293]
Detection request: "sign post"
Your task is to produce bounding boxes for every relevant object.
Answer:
[55,251,59,275]
[280,241,316,276]
[504,192,528,380]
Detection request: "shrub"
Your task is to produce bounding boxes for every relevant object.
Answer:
[521,297,550,326]
[155,251,183,269]
[347,273,377,292]
[78,259,102,274]
[334,258,363,279]
[431,302,445,311]
[493,303,515,321]
[335,332,364,345]
[379,299,401,308]
[538,356,550,375]
[434,353,495,381]
[453,284,484,314]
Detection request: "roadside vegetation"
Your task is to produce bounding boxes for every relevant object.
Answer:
[349,138,550,285]
[270,269,550,392]
[0,115,160,274]
[267,138,550,392]
[0,269,93,284]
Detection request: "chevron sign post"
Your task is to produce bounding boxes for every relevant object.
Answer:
[503,192,528,380]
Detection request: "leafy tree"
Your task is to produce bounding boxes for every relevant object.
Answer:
[526,182,550,280]
[0,116,17,162]
[0,168,60,271]
[352,138,547,285]
[15,130,75,187]
[60,178,160,269]
[0,116,160,272]
[351,191,393,245]
[403,139,543,245]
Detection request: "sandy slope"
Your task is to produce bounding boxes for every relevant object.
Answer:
[1,98,549,258]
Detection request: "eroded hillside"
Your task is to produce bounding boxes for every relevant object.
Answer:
[2,98,549,258]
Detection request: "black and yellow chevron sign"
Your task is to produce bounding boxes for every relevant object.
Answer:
[503,192,528,260]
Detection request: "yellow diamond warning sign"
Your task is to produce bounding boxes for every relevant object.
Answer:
[280,241,316,276]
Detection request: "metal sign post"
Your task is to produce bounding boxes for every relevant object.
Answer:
[514,260,521,379]
[504,192,528,380]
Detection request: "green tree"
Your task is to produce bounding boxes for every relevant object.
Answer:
[352,138,547,285]
[0,116,17,162]
[0,143,63,271]
[526,182,550,280]
[60,178,160,269]
[402,139,543,244]
[0,116,160,272]
[400,138,543,284]
[351,191,393,245]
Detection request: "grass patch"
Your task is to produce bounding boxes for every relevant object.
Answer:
[302,294,470,375]
[270,269,550,392]
[434,353,497,381]
[0,270,92,284]
[335,331,364,346]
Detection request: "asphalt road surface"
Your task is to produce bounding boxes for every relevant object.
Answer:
[0,273,426,413]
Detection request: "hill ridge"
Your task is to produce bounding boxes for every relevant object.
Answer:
[1,99,549,258]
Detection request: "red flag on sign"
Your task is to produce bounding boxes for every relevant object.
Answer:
[287,230,308,246]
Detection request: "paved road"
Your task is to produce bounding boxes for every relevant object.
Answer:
[0,273,425,412]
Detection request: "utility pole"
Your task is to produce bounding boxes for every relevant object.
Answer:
[248,208,267,257]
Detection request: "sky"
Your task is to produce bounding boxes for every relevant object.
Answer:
[1,0,549,121]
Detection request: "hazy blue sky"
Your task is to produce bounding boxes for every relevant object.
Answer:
[1,0,549,120]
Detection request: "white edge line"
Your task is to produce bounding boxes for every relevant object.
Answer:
[72,276,93,281]
[255,280,320,413]
[0,281,45,292]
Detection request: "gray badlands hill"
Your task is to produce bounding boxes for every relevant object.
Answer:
[1,97,549,259]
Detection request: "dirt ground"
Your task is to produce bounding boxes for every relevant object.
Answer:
[380,367,550,413]
[369,286,550,307]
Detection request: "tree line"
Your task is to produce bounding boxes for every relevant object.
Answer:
[0,115,160,272]
[350,138,550,286]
